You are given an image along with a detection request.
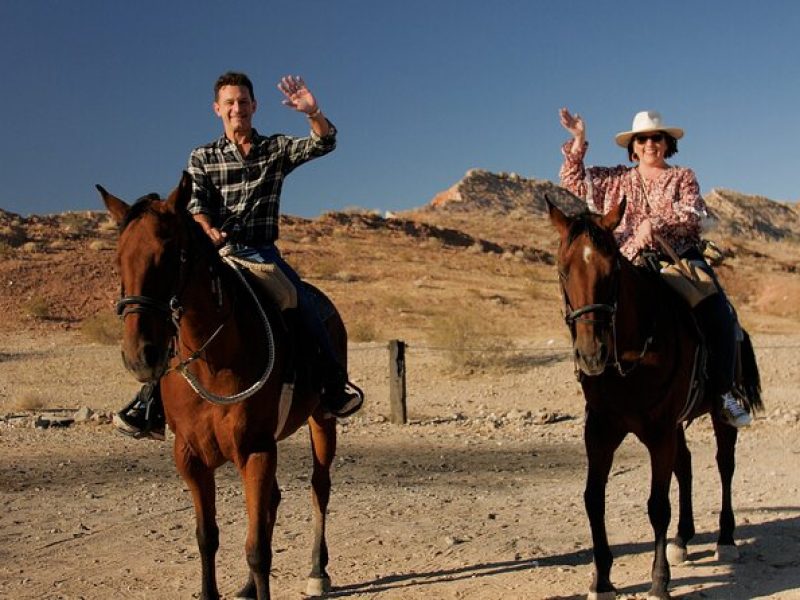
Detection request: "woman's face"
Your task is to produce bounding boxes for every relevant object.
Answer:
[632,131,668,167]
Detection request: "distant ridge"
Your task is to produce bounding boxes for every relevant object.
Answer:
[426,169,800,241]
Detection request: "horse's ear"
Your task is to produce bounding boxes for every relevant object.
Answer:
[546,195,570,236]
[600,196,626,231]
[166,171,193,213]
[96,185,130,224]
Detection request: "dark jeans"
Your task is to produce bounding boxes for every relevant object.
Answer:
[681,248,737,395]
[229,244,342,380]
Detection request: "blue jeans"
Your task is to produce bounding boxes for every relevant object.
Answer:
[228,244,341,374]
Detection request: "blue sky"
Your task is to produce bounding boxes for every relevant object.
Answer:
[2,1,798,217]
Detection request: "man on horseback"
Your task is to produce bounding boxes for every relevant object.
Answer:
[557,107,752,428]
[114,71,363,439]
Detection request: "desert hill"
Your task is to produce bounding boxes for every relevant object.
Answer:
[1,170,798,342]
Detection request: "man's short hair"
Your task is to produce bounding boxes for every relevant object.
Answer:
[214,72,255,101]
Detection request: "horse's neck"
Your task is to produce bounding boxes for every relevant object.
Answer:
[179,258,276,365]
[616,261,661,341]
[177,258,236,352]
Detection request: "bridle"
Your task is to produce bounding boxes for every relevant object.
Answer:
[559,253,652,377]
[115,247,191,330]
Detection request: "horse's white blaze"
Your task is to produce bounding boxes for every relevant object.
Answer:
[583,244,593,263]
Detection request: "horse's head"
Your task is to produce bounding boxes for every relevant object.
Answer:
[97,172,194,382]
[547,197,626,376]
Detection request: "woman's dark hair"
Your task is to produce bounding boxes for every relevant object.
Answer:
[627,132,678,162]
[214,71,255,101]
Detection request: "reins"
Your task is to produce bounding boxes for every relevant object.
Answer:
[173,257,275,405]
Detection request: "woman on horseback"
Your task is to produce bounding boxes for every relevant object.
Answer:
[557,108,750,428]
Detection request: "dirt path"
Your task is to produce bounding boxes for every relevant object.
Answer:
[1,332,799,599]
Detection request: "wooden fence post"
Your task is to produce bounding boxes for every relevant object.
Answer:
[388,339,407,424]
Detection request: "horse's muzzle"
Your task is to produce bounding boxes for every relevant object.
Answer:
[121,338,170,382]
[574,340,609,376]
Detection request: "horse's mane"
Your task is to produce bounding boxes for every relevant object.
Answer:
[120,195,220,265]
[120,194,162,231]
[566,211,619,256]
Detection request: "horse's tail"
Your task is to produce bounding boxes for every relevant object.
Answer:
[739,330,763,413]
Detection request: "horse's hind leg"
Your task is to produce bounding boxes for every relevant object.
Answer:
[668,426,695,565]
[305,411,337,596]
[584,410,626,600]
[174,441,220,600]
[712,415,740,561]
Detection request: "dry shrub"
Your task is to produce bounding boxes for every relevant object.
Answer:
[348,319,379,342]
[49,239,68,251]
[61,212,92,236]
[21,241,41,253]
[88,240,114,251]
[0,241,14,258]
[311,257,343,279]
[10,392,45,412]
[98,217,118,233]
[82,311,122,345]
[384,294,412,312]
[24,296,51,319]
[427,309,510,373]
[1,225,27,247]
[333,271,358,283]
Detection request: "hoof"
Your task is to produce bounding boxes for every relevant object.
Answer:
[233,580,255,599]
[667,542,688,565]
[715,544,739,562]
[587,591,616,600]
[304,576,332,597]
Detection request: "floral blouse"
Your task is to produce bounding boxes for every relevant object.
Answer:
[559,140,707,260]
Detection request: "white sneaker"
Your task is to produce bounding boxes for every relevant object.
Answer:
[720,392,752,428]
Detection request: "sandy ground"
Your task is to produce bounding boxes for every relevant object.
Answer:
[1,331,799,600]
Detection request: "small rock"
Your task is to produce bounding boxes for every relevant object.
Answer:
[74,406,93,422]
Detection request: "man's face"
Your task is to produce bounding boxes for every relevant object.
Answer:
[214,85,256,135]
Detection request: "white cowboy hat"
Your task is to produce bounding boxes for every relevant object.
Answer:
[614,110,684,147]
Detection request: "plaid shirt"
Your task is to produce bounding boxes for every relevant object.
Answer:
[186,124,336,245]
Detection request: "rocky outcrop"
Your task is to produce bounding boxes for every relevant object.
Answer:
[428,169,585,216]
[705,189,800,241]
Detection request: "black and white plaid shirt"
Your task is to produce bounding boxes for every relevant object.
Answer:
[186,124,336,245]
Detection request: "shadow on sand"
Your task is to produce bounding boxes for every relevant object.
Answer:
[324,512,800,599]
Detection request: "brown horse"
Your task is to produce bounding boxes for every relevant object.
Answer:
[98,172,344,600]
[547,198,762,600]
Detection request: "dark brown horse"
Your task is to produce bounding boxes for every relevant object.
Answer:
[98,172,344,600]
[547,198,762,600]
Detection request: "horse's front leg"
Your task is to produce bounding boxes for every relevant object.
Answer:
[645,431,678,600]
[305,411,337,596]
[240,447,279,600]
[712,414,740,561]
[667,425,695,565]
[584,409,626,600]
[174,438,220,600]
